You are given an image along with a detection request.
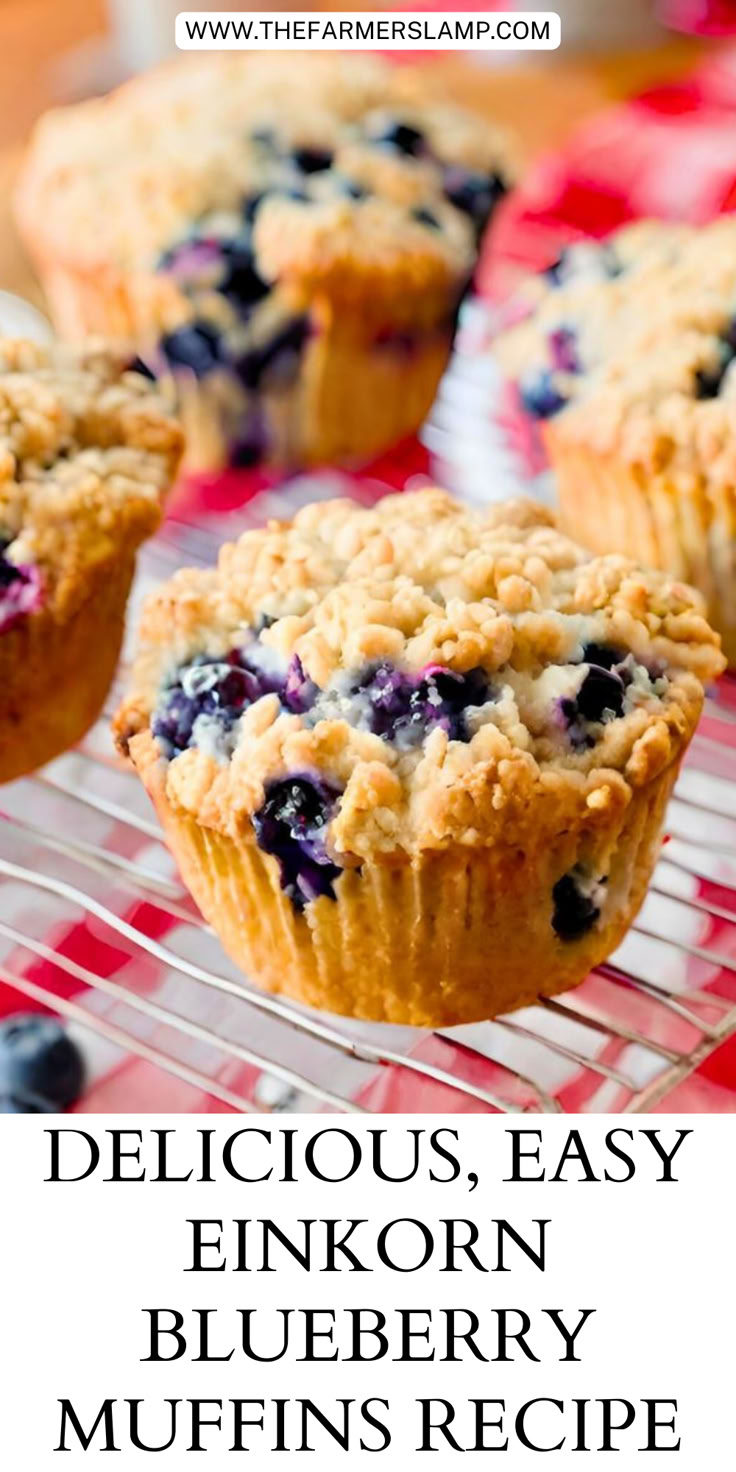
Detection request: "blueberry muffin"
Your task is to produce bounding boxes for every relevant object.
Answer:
[494,218,736,663]
[16,54,512,475]
[114,488,722,1026]
[0,338,182,783]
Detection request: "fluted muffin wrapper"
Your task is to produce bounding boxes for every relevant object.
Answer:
[546,431,736,668]
[22,253,461,474]
[0,551,137,784]
[140,752,679,1027]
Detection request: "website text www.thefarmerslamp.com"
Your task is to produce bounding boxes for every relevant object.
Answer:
[175,11,561,52]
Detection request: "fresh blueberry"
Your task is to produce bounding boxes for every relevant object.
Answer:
[253,776,343,910]
[0,1014,84,1111]
[372,121,424,156]
[519,369,568,419]
[161,320,222,377]
[548,326,579,374]
[412,206,440,229]
[235,315,310,391]
[551,873,601,941]
[293,147,333,174]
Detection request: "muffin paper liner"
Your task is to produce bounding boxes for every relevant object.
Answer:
[141,752,679,1027]
[0,551,136,784]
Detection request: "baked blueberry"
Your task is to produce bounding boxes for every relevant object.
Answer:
[153,643,287,754]
[253,775,342,909]
[337,178,368,200]
[279,185,310,204]
[283,654,319,714]
[548,326,579,374]
[694,342,734,399]
[152,636,322,756]
[231,438,265,468]
[519,369,567,419]
[0,543,43,632]
[293,147,333,174]
[443,167,505,231]
[0,547,26,589]
[0,1014,84,1111]
[349,661,492,745]
[235,315,310,391]
[373,120,424,156]
[242,192,266,222]
[412,207,440,229]
[220,238,270,310]
[576,663,625,723]
[128,354,156,381]
[552,872,601,941]
[581,642,624,670]
[161,320,222,377]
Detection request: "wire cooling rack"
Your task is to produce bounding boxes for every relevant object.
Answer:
[2,306,736,1114]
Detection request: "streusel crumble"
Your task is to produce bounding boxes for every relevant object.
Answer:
[115,488,722,1025]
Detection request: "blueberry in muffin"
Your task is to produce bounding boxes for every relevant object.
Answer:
[0,338,182,783]
[114,489,723,1026]
[16,54,514,474]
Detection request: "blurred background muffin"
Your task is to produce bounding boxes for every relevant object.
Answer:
[14,53,513,474]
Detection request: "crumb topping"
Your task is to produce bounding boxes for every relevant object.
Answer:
[17,53,513,312]
[116,489,723,863]
[494,217,736,478]
[0,338,182,619]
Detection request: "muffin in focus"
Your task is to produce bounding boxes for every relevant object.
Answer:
[16,54,513,475]
[494,218,736,663]
[0,338,182,783]
[114,488,722,1026]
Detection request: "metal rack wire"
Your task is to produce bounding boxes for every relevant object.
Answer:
[2,311,736,1114]
[2,709,736,1114]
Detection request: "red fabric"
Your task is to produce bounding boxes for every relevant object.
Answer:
[479,42,736,296]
